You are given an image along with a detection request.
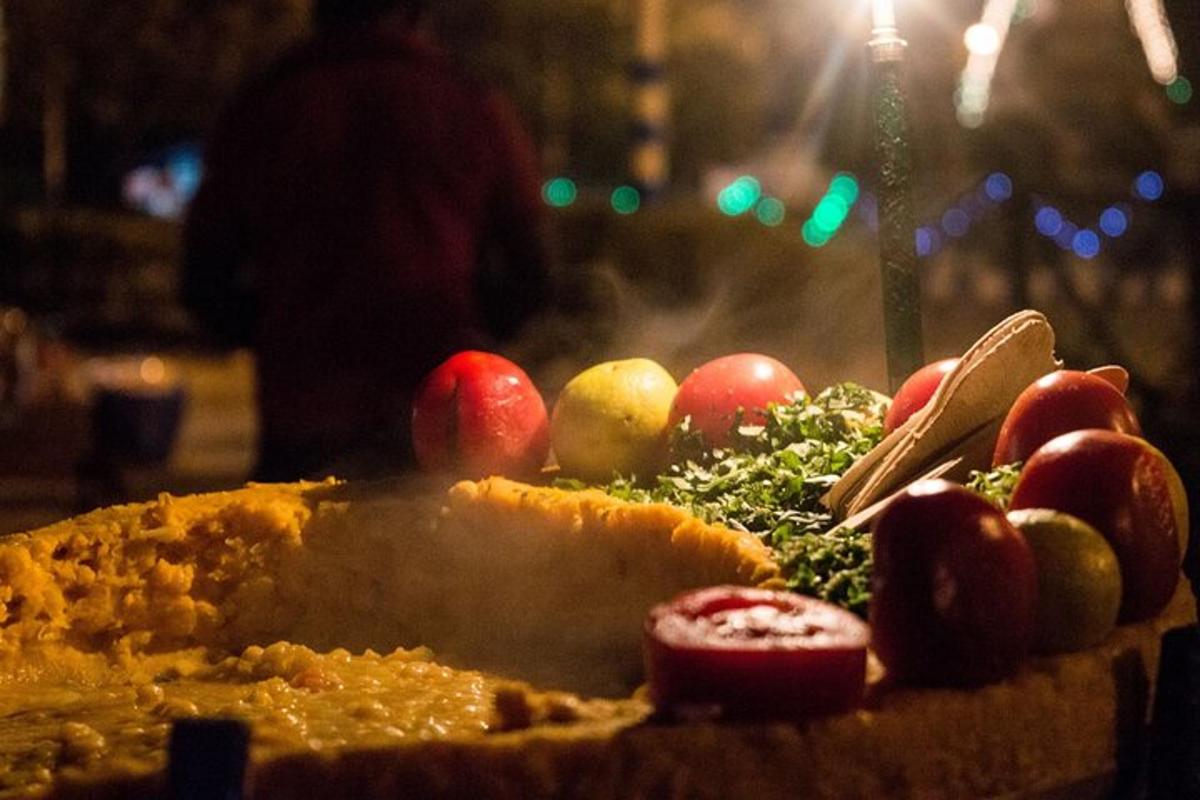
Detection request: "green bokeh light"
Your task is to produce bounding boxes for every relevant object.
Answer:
[755,197,786,227]
[801,219,831,247]
[829,173,860,205]
[611,185,641,215]
[542,177,578,208]
[1167,76,1193,105]
[717,176,762,216]
[811,195,850,233]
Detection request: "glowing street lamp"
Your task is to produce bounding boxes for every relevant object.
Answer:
[869,0,925,392]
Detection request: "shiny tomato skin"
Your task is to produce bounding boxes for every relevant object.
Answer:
[1010,430,1180,623]
[668,354,805,448]
[643,586,868,719]
[871,480,1037,687]
[992,370,1140,467]
[411,351,549,479]
[884,358,959,434]
[1088,365,1130,395]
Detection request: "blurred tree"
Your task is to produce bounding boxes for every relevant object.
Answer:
[5,0,308,202]
[436,0,633,184]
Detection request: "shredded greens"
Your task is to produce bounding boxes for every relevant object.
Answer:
[965,462,1022,510]
[559,383,888,617]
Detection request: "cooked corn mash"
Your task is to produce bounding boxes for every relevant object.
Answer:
[0,478,1190,799]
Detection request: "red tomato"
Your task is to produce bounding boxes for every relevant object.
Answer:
[668,354,805,448]
[1010,430,1180,623]
[884,358,959,434]
[411,351,549,479]
[871,480,1037,687]
[1088,365,1129,395]
[992,370,1140,466]
[643,586,868,719]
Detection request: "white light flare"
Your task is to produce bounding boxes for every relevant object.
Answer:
[963,23,1001,56]
[1126,0,1178,85]
[956,0,1019,128]
[872,0,898,32]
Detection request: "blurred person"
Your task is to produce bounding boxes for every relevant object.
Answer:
[184,0,551,481]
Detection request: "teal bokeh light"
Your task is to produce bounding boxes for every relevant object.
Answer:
[801,219,831,247]
[812,195,850,233]
[828,173,860,205]
[1167,76,1193,105]
[611,185,641,215]
[755,197,786,227]
[717,176,762,216]
[542,177,578,208]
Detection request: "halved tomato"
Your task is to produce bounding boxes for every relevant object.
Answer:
[643,586,868,719]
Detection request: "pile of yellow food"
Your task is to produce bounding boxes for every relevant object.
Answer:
[0,477,1191,799]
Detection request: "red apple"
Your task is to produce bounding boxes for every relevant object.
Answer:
[411,351,549,479]
[992,370,1140,466]
[1010,429,1180,623]
[871,480,1037,687]
[883,358,959,434]
[668,354,805,448]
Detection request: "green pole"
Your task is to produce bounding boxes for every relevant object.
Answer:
[869,22,925,393]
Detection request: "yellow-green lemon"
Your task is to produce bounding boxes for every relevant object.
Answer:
[551,359,677,483]
[1006,508,1122,654]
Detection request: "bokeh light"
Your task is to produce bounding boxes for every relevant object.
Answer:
[755,197,786,227]
[941,208,970,238]
[1054,221,1079,250]
[829,173,860,205]
[964,23,1001,56]
[611,185,641,215]
[1071,229,1101,259]
[1099,207,1129,237]
[1134,170,1165,201]
[1035,206,1064,237]
[801,219,832,248]
[1167,76,1193,105]
[717,176,762,216]
[542,177,577,208]
[859,193,879,232]
[813,195,850,232]
[984,172,1013,202]
[915,226,942,258]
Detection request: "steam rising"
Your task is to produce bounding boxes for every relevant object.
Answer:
[508,236,894,399]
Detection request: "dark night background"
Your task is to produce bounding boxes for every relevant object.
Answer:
[0,0,1196,597]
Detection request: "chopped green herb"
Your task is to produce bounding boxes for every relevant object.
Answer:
[965,462,1023,510]
[776,527,873,618]
[559,383,888,616]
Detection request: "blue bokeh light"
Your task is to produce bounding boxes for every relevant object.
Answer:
[1035,206,1063,237]
[1134,171,1165,201]
[1098,207,1128,238]
[984,172,1013,202]
[859,193,879,232]
[1071,229,1101,259]
[942,208,970,238]
[915,227,935,257]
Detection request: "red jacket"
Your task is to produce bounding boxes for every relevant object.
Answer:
[184,24,549,478]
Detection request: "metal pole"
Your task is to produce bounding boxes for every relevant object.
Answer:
[869,15,925,392]
[631,0,669,198]
[0,0,8,125]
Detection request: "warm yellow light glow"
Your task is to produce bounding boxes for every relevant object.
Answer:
[963,23,1000,56]
[956,0,1018,128]
[140,356,166,385]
